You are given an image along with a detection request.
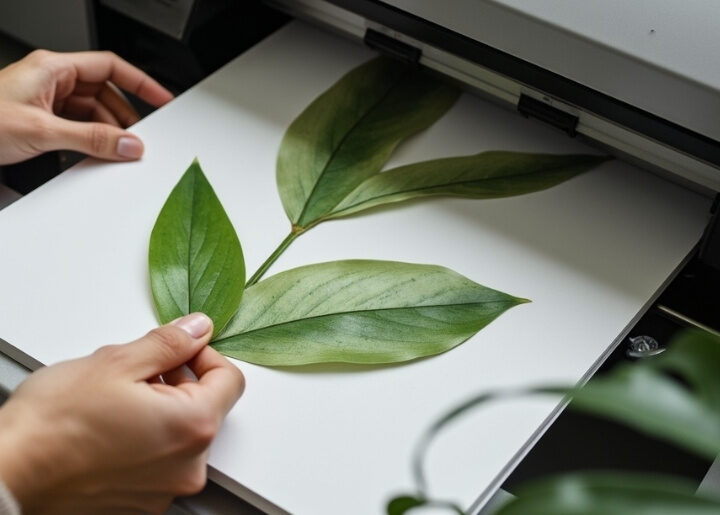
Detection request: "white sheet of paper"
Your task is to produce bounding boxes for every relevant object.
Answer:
[0,22,711,514]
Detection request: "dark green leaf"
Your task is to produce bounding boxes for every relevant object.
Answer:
[387,496,427,515]
[149,159,245,335]
[495,472,720,515]
[570,329,720,460]
[277,57,459,228]
[647,329,720,407]
[328,152,611,219]
[213,260,526,365]
[387,495,464,515]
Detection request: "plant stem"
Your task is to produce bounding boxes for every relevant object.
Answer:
[246,228,303,286]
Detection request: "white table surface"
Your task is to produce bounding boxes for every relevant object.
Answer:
[0,22,711,514]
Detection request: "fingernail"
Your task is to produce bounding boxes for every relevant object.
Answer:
[171,313,212,338]
[116,136,144,159]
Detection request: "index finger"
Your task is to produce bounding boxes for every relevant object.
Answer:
[59,51,174,108]
[182,346,245,417]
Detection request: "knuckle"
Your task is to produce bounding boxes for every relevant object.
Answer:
[23,113,55,152]
[100,50,118,60]
[232,366,246,397]
[87,124,110,155]
[188,412,219,448]
[176,465,207,496]
[147,326,188,359]
[27,49,53,64]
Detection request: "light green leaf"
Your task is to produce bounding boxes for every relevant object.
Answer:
[328,152,611,219]
[277,57,459,228]
[570,329,720,460]
[149,159,245,335]
[214,260,526,366]
[495,472,720,515]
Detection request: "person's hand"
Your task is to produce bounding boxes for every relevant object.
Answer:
[0,313,245,514]
[0,49,174,165]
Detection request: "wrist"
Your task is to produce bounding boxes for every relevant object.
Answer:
[0,398,82,511]
[0,400,38,509]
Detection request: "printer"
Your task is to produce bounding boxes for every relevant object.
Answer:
[0,1,718,513]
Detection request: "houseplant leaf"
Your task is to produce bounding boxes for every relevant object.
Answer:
[569,329,720,460]
[277,56,459,229]
[494,472,720,515]
[149,159,245,335]
[386,495,463,515]
[214,260,526,366]
[394,329,720,511]
[327,152,611,219]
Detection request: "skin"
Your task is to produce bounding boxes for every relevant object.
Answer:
[0,49,174,165]
[0,53,245,513]
[0,313,245,515]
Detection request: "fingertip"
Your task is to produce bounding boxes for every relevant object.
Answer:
[171,313,213,340]
[116,135,144,160]
[157,88,175,106]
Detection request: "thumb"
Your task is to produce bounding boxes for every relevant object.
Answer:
[114,313,214,380]
[43,115,145,161]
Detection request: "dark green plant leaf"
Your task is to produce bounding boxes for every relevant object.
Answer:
[149,159,245,335]
[646,329,720,407]
[327,152,611,219]
[214,260,526,365]
[277,57,459,228]
[398,329,720,510]
[387,495,463,515]
[570,329,720,460]
[495,472,720,515]
[387,496,427,515]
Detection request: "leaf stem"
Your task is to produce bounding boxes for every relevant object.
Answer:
[246,228,303,286]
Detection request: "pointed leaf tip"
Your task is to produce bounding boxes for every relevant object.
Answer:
[327,151,611,219]
[150,160,246,336]
[214,260,523,366]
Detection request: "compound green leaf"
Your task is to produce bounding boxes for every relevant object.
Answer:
[277,57,459,228]
[149,159,245,336]
[328,152,611,219]
[214,260,526,366]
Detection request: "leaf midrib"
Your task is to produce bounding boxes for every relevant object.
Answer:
[214,299,516,343]
[331,159,591,216]
[186,170,197,314]
[294,73,404,225]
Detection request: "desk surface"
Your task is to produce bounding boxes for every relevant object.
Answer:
[0,22,711,514]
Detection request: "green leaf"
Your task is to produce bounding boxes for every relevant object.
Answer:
[570,329,720,460]
[387,495,463,515]
[387,496,427,515]
[647,329,720,407]
[149,159,245,336]
[327,152,611,219]
[277,57,459,228]
[495,472,720,515]
[213,260,526,366]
